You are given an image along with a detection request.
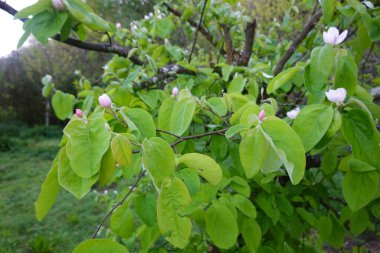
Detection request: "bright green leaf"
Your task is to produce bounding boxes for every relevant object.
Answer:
[52,90,75,120]
[111,135,132,167]
[72,238,129,253]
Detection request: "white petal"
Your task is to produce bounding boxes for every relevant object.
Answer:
[363,1,374,9]
[336,88,347,102]
[287,107,300,120]
[335,30,348,45]
[325,90,339,103]
[323,31,336,45]
[327,27,340,39]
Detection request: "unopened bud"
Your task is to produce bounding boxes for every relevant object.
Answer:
[258,110,265,121]
[52,0,66,11]
[172,87,179,97]
[116,22,121,29]
[75,109,83,118]
[98,94,112,108]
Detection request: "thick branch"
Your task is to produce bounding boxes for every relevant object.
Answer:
[221,24,233,65]
[273,10,322,75]
[0,1,144,65]
[238,19,256,66]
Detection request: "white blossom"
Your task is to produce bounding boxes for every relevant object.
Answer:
[323,27,348,46]
[286,107,300,120]
[325,88,347,104]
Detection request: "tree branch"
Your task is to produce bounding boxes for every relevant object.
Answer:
[92,171,146,238]
[221,24,233,65]
[188,0,209,63]
[170,127,229,147]
[164,2,217,50]
[238,19,256,66]
[273,10,322,75]
[0,1,144,65]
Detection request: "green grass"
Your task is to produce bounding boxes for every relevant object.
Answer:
[0,134,107,253]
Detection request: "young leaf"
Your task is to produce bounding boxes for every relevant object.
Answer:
[205,201,239,249]
[29,11,69,44]
[64,117,111,178]
[15,0,51,19]
[157,177,192,249]
[34,151,61,222]
[177,153,223,186]
[142,137,175,189]
[111,134,132,167]
[262,117,306,184]
[292,104,334,152]
[232,194,257,218]
[123,108,156,141]
[52,90,75,120]
[99,147,115,187]
[72,238,129,253]
[267,66,302,94]
[58,146,98,199]
[169,98,196,136]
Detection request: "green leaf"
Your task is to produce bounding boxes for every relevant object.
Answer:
[240,128,273,178]
[177,153,223,186]
[156,17,174,38]
[170,98,196,136]
[99,147,115,187]
[292,104,334,152]
[228,75,247,93]
[225,124,249,138]
[29,11,69,44]
[110,204,135,239]
[305,45,335,94]
[123,108,156,141]
[64,0,111,31]
[64,117,111,178]
[34,151,61,222]
[322,0,335,23]
[205,202,239,249]
[158,97,175,132]
[52,90,75,120]
[232,194,257,218]
[267,66,302,94]
[242,218,262,253]
[222,64,234,81]
[343,170,378,211]
[341,108,380,169]
[210,135,228,160]
[348,158,376,172]
[58,146,98,199]
[135,193,157,227]
[207,97,227,116]
[262,117,306,184]
[230,176,251,197]
[111,135,132,167]
[142,137,175,189]
[157,177,192,249]
[177,168,201,196]
[72,238,129,253]
[334,54,358,96]
[15,0,51,19]
[317,216,332,241]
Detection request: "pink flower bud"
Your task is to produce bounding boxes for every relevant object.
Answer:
[172,87,179,97]
[258,110,265,121]
[116,23,121,29]
[98,94,112,108]
[51,0,66,11]
[75,109,83,118]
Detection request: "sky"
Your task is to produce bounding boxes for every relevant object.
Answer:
[0,0,37,57]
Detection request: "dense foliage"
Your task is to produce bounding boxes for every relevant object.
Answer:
[2,0,380,252]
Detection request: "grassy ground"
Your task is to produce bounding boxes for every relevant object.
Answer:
[0,129,107,253]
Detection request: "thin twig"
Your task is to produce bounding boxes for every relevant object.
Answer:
[361,42,374,80]
[92,171,146,238]
[105,32,113,46]
[273,10,322,75]
[170,127,229,147]
[156,129,182,139]
[188,0,208,62]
